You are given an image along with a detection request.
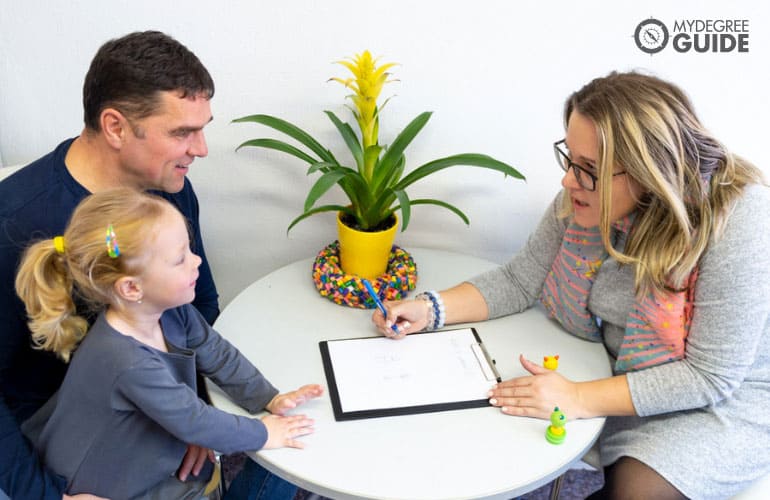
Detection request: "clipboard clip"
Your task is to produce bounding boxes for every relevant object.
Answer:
[470,342,502,383]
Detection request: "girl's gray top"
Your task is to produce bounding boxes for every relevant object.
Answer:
[33,304,278,499]
[468,186,770,499]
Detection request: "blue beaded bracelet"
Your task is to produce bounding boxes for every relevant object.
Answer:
[417,290,445,331]
[415,293,435,330]
[426,290,446,330]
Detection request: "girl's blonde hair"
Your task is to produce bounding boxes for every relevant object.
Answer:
[563,71,765,296]
[15,188,171,361]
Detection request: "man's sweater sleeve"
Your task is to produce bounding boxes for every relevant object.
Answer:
[0,395,67,500]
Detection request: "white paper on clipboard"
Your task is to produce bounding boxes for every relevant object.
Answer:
[322,327,499,414]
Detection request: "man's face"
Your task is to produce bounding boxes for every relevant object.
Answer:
[120,91,212,193]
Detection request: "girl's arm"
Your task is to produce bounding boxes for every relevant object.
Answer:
[180,305,279,412]
[182,305,323,417]
[116,355,272,454]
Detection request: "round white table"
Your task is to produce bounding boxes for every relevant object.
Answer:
[207,248,611,499]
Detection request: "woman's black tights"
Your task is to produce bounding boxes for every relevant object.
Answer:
[586,457,687,500]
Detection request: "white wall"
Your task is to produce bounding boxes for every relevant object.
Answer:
[1,0,768,306]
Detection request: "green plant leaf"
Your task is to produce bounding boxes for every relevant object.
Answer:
[233,114,336,163]
[235,138,319,165]
[324,111,363,170]
[377,112,432,174]
[368,112,431,199]
[395,153,524,190]
[409,199,470,225]
[364,184,397,226]
[393,189,411,231]
[339,171,371,201]
[287,204,352,233]
[309,164,370,210]
[304,170,349,211]
[371,152,405,196]
[307,161,342,175]
[303,164,369,216]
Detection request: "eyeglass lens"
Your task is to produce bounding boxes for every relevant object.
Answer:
[554,142,594,191]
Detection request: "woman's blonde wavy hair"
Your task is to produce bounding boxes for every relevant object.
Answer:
[14,188,170,362]
[562,71,765,296]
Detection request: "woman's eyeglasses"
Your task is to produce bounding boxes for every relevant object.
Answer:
[553,139,625,191]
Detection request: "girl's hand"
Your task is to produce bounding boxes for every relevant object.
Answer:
[261,414,315,449]
[266,384,324,416]
[487,354,584,420]
[371,299,430,338]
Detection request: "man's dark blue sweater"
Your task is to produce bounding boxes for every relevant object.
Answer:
[0,138,220,498]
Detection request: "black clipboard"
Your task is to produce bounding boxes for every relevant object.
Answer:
[319,327,501,421]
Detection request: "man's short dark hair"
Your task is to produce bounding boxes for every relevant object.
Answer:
[83,31,215,131]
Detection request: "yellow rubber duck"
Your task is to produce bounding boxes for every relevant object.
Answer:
[543,355,559,371]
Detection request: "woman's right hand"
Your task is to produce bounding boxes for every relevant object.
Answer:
[371,298,430,338]
[261,414,315,449]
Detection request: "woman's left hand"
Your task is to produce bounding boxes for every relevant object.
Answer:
[487,354,584,420]
[266,384,324,416]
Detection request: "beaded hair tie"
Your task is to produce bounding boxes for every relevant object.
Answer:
[53,236,66,254]
[106,224,120,258]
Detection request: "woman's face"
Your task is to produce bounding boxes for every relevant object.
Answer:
[561,111,644,227]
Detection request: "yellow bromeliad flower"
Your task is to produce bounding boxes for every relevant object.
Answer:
[330,50,396,180]
[234,49,524,234]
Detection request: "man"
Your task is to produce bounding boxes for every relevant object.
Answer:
[0,31,292,500]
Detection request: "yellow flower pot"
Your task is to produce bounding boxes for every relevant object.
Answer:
[337,212,398,280]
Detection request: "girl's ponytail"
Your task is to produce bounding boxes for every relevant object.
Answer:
[15,238,88,362]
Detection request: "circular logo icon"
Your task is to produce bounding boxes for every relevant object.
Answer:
[634,18,669,54]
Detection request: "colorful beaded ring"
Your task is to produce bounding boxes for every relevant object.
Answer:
[312,241,418,308]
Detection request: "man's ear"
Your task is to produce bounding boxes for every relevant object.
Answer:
[114,275,143,303]
[100,108,128,149]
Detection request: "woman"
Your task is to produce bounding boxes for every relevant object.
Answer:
[373,71,770,499]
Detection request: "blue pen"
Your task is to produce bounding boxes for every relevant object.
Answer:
[362,279,400,334]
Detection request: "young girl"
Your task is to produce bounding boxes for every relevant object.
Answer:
[15,188,323,499]
[373,71,770,499]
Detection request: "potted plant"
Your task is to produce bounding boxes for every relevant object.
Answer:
[234,50,524,278]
